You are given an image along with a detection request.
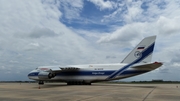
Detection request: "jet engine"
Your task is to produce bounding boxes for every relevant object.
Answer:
[38,72,56,79]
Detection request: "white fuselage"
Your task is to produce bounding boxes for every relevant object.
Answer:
[28,36,163,84]
[28,63,157,83]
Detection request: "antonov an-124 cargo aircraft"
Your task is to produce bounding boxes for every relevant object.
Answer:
[28,36,162,85]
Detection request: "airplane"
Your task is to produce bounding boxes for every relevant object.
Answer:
[28,36,163,85]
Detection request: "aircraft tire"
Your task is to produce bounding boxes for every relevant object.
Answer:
[38,81,44,85]
[67,82,91,85]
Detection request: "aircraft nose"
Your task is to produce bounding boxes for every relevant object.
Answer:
[28,72,31,76]
[28,70,39,80]
[28,72,33,79]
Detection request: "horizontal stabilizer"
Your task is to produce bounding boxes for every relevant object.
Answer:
[132,62,163,70]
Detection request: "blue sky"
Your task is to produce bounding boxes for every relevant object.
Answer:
[59,0,168,31]
[60,0,121,32]
[0,0,180,81]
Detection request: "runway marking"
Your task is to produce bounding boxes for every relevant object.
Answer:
[142,86,156,101]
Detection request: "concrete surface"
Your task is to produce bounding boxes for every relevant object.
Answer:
[0,83,180,101]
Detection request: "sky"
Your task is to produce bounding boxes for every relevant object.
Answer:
[0,0,180,81]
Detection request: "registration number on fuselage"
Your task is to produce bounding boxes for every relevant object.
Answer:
[92,68,104,75]
[94,68,103,70]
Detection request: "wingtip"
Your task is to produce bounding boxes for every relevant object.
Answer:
[144,35,156,39]
[154,61,163,65]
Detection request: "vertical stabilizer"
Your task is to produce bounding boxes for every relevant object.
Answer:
[121,36,156,63]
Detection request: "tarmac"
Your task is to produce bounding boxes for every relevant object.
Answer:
[0,83,180,101]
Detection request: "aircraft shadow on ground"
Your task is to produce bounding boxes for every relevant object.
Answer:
[32,83,68,89]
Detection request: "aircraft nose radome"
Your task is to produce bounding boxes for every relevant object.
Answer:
[28,73,32,78]
[28,72,35,80]
[28,70,39,79]
[28,71,33,76]
[28,73,32,76]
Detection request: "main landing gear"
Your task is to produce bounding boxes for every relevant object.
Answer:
[67,81,91,85]
[38,81,44,85]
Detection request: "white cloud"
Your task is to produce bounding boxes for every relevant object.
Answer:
[101,0,180,25]
[97,22,149,45]
[157,16,180,35]
[96,0,180,81]
[123,0,143,23]
[88,0,116,10]
[0,0,88,80]
[0,0,180,81]
[0,0,124,80]
[59,0,84,20]
[28,28,59,38]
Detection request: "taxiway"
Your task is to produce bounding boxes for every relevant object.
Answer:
[0,83,180,101]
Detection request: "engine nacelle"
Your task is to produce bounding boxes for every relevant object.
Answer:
[38,72,56,80]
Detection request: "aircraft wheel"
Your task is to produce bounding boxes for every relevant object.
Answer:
[38,81,44,85]
[67,82,71,85]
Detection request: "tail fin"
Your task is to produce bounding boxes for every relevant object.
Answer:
[121,36,156,63]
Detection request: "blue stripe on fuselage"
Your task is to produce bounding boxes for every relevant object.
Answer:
[28,70,149,77]
[28,72,39,76]
[56,70,149,76]
[106,42,155,79]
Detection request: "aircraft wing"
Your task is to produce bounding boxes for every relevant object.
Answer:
[59,67,80,71]
[38,66,80,73]
[131,62,163,70]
